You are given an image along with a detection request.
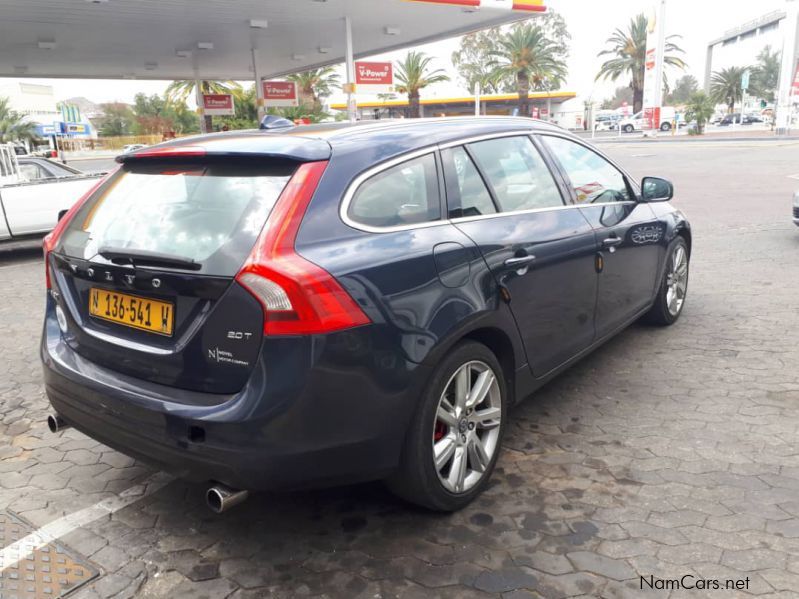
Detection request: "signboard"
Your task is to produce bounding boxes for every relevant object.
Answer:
[66,123,88,134]
[355,62,394,94]
[540,107,549,117]
[263,81,299,107]
[741,69,750,91]
[791,61,799,99]
[641,5,664,131]
[201,94,235,116]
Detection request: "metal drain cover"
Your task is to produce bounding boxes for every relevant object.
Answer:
[0,510,98,598]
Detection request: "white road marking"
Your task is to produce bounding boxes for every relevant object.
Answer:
[630,153,656,157]
[787,173,799,180]
[0,471,172,572]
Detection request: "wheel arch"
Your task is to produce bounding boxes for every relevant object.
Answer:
[675,226,692,256]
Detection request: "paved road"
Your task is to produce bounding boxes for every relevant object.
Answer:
[1,140,798,598]
[66,157,117,174]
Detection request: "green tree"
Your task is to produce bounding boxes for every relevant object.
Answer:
[217,84,259,130]
[596,13,687,113]
[710,66,748,113]
[165,80,242,132]
[666,74,698,105]
[750,45,780,103]
[267,103,329,124]
[452,11,570,97]
[452,28,511,95]
[600,86,634,110]
[0,97,39,144]
[684,91,715,134]
[394,51,450,118]
[99,102,135,137]
[287,67,340,111]
[488,22,568,117]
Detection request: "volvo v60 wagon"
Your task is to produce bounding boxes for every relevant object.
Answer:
[41,118,691,512]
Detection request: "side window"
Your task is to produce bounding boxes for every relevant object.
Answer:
[348,153,440,228]
[543,136,631,204]
[19,163,50,181]
[467,136,564,212]
[442,146,496,218]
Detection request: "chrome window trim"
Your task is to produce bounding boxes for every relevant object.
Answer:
[338,128,638,234]
[449,200,636,224]
[339,130,538,234]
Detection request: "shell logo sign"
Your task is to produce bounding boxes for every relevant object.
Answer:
[404,0,546,11]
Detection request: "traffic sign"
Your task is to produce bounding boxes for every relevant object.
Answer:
[741,69,750,91]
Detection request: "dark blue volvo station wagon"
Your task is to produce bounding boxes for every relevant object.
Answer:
[41,118,690,512]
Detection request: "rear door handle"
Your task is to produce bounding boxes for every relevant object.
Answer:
[504,255,536,268]
[602,237,623,248]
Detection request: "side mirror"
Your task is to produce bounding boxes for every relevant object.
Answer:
[641,176,673,202]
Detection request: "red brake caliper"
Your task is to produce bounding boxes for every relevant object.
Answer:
[434,420,447,442]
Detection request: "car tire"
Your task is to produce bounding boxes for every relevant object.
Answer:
[623,124,634,133]
[644,236,689,326]
[386,341,507,511]
[660,122,672,131]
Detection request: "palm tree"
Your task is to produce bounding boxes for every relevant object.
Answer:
[488,23,568,117]
[165,80,242,132]
[287,67,340,111]
[394,51,450,118]
[710,66,747,114]
[0,97,38,144]
[684,91,715,134]
[596,13,686,113]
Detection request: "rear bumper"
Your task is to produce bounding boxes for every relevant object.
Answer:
[41,302,428,491]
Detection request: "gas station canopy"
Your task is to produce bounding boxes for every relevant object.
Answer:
[0,0,544,81]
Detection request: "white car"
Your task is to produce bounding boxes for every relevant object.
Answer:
[620,108,680,133]
[793,190,799,226]
[0,143,104,242]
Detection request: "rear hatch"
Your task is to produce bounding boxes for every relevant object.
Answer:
[49,156,297,394]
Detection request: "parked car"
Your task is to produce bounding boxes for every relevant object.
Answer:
[593,114,620,131]
[41,118,691,513]
[793,190,799,226]
[719,113,756,126]
[17,156,86,181]
[0,144,105,243]
[122,143,148,153]
[620,107,680,132]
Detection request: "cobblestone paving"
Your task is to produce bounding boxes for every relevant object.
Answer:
[1,141,799,598]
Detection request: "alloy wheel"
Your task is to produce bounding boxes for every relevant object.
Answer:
[432,360,502,494]
[665,245,688,316]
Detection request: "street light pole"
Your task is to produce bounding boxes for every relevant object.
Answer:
[776,0,799,134]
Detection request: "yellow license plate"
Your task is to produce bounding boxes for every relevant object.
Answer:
[89,288,174,336]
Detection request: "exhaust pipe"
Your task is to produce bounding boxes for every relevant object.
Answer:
[47,413,70,433]
[206,484,248,514]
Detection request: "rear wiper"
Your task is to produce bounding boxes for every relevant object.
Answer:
[97,246,202,271]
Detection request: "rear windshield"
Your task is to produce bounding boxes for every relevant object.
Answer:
[57,161,294,276]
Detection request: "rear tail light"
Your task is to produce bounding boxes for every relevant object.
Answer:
[236,161,370,336]
[43,171,114,289]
